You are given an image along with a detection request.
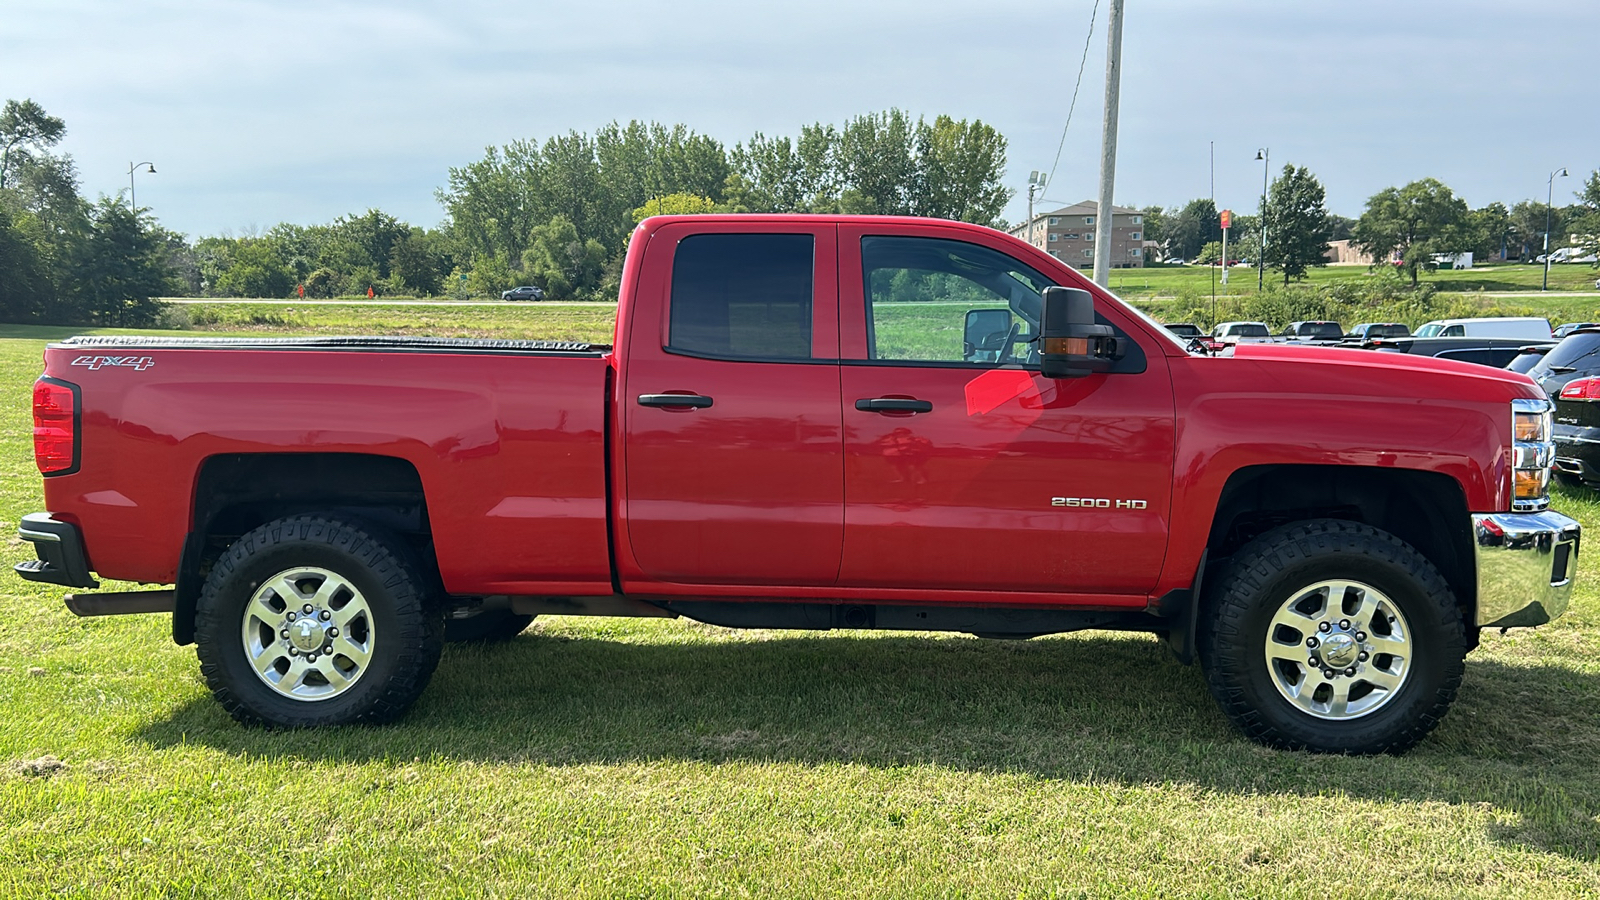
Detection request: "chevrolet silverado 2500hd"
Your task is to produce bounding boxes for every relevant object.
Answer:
[16,215,1579,753]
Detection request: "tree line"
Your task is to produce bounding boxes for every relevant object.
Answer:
[1138,168,1600,286]
[3,94,1598,326]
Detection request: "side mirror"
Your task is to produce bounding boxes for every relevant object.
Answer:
[963,309,1013,362]
[1039,286,1121,378]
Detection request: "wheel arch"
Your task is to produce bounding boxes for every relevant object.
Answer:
[174,452,435,646]
[1202,464,1477,639]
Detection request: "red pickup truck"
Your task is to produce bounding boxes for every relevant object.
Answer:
[17,215,1579,754]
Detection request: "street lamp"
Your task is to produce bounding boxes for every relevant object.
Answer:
[1544,167,1568,292]
[127,161,155,213]
[1255,148,1269,290]
[1027,171,1047,238]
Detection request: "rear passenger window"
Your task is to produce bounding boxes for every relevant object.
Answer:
[669,234,814,359]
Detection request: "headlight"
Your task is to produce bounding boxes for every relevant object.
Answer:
[1511,397,1554,511]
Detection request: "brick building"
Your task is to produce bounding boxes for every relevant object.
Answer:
[1008,200,1146,269]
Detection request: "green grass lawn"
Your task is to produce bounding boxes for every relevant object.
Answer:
[3,313,1600,896]
[1106,262,1600,300]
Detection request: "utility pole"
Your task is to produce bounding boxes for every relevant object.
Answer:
[1092,0,1125,288]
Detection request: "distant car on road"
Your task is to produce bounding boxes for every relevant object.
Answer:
[502,286,545,301]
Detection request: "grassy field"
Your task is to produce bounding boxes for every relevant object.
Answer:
[177,301,621,343]
[3,311,1600,897]
[1105,261,1600,300]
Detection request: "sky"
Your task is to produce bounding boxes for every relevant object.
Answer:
[2,0,1596,238]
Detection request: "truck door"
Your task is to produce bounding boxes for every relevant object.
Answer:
[836,224,1175,596]
[620,222,843,587]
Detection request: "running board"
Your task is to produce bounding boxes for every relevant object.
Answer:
[65,589,176,617]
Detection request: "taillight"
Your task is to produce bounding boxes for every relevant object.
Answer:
[33,377,79,475]
[1558,377,1600,401]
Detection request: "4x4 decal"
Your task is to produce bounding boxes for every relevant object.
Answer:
[70,355,156,371]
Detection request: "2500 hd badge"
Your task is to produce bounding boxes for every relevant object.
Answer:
[1051,497,1149,509]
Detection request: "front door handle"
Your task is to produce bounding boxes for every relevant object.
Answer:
[638,393,714,409]
[855,397,933,414]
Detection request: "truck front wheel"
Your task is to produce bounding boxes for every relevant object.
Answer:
[194,515,444,727]
[1199,519,1466,754]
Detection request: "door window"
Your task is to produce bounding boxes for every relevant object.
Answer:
[669,233,814,360]
[860,236,1053,366]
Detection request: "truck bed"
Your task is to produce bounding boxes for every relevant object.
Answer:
[40,337,615,595]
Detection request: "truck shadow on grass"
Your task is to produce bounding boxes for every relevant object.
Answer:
[135,628,1600,860]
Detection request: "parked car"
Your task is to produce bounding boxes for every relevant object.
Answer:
[1344,323,1411,343]
[502,286,545,301]
[1364,336,1557,369]
[1523,327,1600,486]
[1413,317,1552,340]
[14,214,1578,755]
[1163,323,1204,338]
[1277,321,1344,343]
[1505,345,1553,374]
[1556,322,1600,339]
[1210,321,1271,343]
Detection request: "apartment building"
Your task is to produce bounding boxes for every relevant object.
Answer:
[1008,200,1146,268]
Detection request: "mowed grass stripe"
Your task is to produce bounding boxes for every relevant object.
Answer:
[1,313,1599,897]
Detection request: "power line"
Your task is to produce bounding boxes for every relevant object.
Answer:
[1043,0,1101,198]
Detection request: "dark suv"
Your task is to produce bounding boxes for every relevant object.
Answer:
[1278,321,1344,342]
[1343,322,1410,342]
[1526,327,1600,486]
[502,286,545,301]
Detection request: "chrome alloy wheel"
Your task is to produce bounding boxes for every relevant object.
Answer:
[240,566,376,701]
[1262,579,1413,720]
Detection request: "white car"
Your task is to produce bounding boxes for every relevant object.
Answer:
[1210,321,1272,344]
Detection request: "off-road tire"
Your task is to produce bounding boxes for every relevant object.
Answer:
[444,610,536,643]
[1199,519,1466,754]
[195,515,444,727]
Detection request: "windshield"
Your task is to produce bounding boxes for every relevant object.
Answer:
[1233,324,1270,337]
[1414,322,1444,338]
[1299,323,1342,339]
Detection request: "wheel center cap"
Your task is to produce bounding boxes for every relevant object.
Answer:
[289,617,325,652]
[1322,632,1358,668]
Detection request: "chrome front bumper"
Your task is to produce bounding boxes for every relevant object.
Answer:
[1472,510,1580,628]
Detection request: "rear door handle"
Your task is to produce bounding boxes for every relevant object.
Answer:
[855,398,933,414]
[638,393,714,409]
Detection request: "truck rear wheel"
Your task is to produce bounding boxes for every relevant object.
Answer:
[1199,519,1466,754]
[195,515,444,727]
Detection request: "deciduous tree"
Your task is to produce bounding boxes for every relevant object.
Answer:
[1262,164,1333,284]
[0,98,65,190]
[1352,178,1468,286]
[1166,199,1221,263]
